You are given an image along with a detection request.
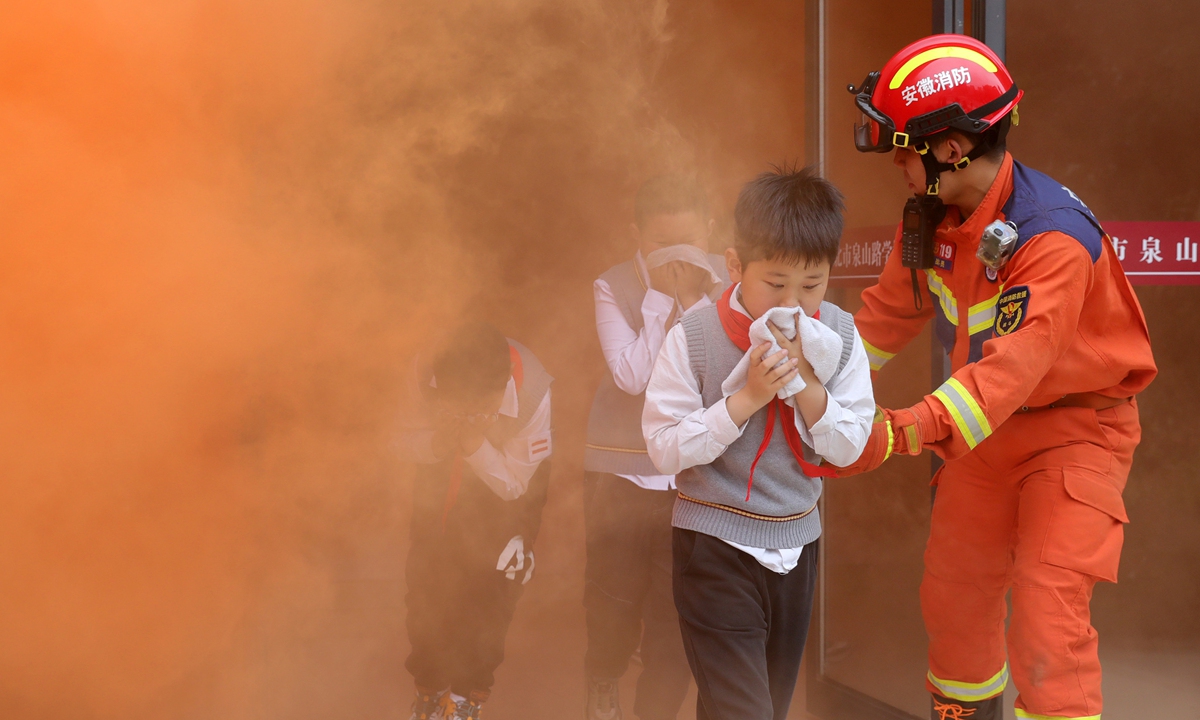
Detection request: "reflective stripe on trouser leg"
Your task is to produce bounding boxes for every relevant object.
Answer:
[1014,711,1101,720]
[928,663,1008,702]
[921,454,1015,715]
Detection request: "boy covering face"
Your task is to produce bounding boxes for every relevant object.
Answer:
[583,175,728,720]
[400,321,553,720]
[642,166,873,720]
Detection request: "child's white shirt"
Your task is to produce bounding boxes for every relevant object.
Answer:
[593,250,712,491]
[641,286,875,572]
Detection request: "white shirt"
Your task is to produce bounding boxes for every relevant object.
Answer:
[593,251,712,491]
[642,285,874,573]
[404,375,553,502]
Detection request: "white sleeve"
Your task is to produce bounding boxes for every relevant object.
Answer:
[794,326,875,467]
[463,390,553,501]
[594,278,677,395]
[642,324,745,475]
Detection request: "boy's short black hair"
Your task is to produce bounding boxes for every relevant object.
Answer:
[733,164,845,267]
[634,174,709,228]
[432,320,511,402]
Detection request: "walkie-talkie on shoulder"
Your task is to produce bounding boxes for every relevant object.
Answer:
[900,195,946,309]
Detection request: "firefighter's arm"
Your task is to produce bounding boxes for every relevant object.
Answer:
[898,231,1094,460]
[855,226,936,373]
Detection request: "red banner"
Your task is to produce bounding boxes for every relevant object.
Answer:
[831,222,1200,286]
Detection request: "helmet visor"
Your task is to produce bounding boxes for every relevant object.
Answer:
[854,112,894,153]
[851,86,898,153]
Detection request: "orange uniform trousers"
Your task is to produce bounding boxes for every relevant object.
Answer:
[922,400,1138,719]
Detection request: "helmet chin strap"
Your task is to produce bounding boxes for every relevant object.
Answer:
[914,115,1013,197]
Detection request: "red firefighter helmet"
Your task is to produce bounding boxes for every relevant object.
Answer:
[849,35,1022,192]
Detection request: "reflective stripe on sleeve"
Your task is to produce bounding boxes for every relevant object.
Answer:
[861,338,897,371]
[928,663,1008,702]
[925,270,959,326]
[1014,710,1101,720]
[932,377,993,448]
[967,292,1001,335]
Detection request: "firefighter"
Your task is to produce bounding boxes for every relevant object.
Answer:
[837,35,1157,720]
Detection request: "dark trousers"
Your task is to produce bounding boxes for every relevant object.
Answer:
[405,478,528,698]
[584,472,692,720]
[673,528,818,720]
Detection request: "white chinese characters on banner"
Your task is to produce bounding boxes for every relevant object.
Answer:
[1178,238,1198,263]
[834,239,892,272]
[902,66,973,106]
[834,223,1200,286]
[1141,237,1162,264]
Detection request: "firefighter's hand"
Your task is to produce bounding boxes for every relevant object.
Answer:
[832,407,924,476]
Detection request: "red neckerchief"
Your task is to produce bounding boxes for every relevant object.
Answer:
[716,285,837,502]
[442,345,524,530]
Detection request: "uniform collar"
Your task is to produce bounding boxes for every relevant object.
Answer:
[940,152,1015,247]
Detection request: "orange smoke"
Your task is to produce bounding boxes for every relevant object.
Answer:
[0,1,811,717]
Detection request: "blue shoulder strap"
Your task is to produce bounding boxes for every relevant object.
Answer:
[1002,161,1106,262]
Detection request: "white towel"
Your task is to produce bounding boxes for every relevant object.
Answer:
[644,244,722,285]
[721,306,843,400]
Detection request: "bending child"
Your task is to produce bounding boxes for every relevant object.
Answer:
[400,321,553,720]
[643,166,873,720]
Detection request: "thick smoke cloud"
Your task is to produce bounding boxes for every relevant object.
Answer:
[0,1,727,718]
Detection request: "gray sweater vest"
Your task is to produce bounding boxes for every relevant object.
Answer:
[585,254,730,476]
[672,302,855,548]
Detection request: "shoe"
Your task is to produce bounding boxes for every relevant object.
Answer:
[584,675,622,720]
[410,687,447,720]
[931,693,1001,720]
[444,694,484,720]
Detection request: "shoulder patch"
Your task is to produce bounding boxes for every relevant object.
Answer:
[526,431,552,463]
[994,286,1030,336]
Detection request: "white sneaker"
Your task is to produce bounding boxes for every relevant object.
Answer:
[584,676,622,720]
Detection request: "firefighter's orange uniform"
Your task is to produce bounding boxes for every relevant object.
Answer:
[856,152,1155,718]
[844,35,1157,720]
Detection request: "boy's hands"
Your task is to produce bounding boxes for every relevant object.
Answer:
[768,315,828,428]
[431,413,498,458]
[648,262,680,297]
[767,316,816,386]
[457,414,498,455]
[649,260,715,309]
[726,342,799,427]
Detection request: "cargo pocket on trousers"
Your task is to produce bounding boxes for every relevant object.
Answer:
[1041,467,1129,583]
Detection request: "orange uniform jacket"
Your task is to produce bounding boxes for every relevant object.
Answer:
[856,154,1157,459]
